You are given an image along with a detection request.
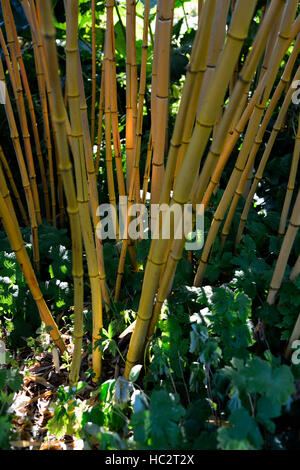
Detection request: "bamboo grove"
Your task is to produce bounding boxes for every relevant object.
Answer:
[0,0,299,386]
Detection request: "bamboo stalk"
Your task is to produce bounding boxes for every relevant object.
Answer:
[125,0,138,192]
[194,0,298,287]
[0,56,40,272]
[106,1,126,200]
[31,33,56,227]
[278,113,300,236]
[159,0,217,207]
[196,0,230,116]
[0,145,29,226]
[5,0,51,223]
[198,0,203,26]
[114,0,151,302]
[150,0,173,205]
[124,0,258,378]
[91,0,96,145]
[221,43,300,247]
[95,66,105,176]
[141,130,153,204]
[285,313,300,359]
[24,0,63,227]
[38,0,84,385]
[236,62,300,246]
[64,0,103,381]
[267,189,300,305]
[77,52,111,312]
[191,0,284,211]
[290,253,300,282]
[1,0,42,227]
[146,0,282,336]
[103,12,119,240]
[0,177,65,354]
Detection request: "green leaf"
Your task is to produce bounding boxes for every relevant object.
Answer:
[113,377,133,406]
[131,390,149,414]
[96,379,115,403]
[129,364,143,383]
[256,397,281,433]
[267,365,295,404]
[0,416,12,449]
[148,390,185,449]
[218,408,263,450]
[131,410,151,447]
[0,368,22,392]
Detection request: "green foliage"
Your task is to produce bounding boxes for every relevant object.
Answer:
[46,382,87,439]
[218,408,263,450]
[216,356,295,449]
[0,356,22,449]
[130,390,185,449]
[0,231,40,347]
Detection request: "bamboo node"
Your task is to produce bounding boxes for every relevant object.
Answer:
[149,258,166,267]
[227,32,246,43]
[278,33,291,40]
[33,294,44,302]
[234,165,243,173]
[170,254,182,262]
[170,141,181,149]
[13,245,24,254]
[72,272,84,278]
[65,47,78,54]
[67,207,79,215]
[238,74,251,85]
[196,119,214,129]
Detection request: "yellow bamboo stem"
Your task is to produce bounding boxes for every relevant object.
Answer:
[152,0,285,340]
[267,189,300,305]
[1,0,42,227]
[150,0,173,205]
[5,0,51,223]
[159,0,217,207]
[125,0,138,192]
[0,181,65,354]
[38,0,84,385]
[77,52,111,312]
[278,113,300,236]
[95,66,105,176]
[0,145,29,226]
[114,0,151,302]
[103,14,119,239]
[91,0,96,145]
[290,254,300,282]
[64,0,103,381]
[221,39,300,247]
[0,56,40,272]
[236,62,300,246]
[124,0,258,378]
[194,0,298,287]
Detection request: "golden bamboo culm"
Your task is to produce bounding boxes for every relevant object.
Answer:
[124,0,259,378]
[1,0,299,387]
[38,0,84,385]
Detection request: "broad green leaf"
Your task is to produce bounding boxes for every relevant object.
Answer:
[129,364,143,383]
